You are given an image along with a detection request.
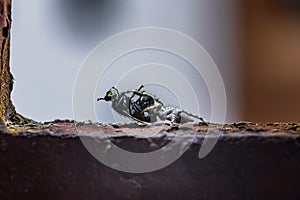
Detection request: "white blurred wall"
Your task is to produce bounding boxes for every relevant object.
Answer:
[11,0,240,122]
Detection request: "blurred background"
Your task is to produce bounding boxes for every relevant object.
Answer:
[10,0,300,123]
[241,0,300,122]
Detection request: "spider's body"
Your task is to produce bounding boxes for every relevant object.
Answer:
[97,85,205,126]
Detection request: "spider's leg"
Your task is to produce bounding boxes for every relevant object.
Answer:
[128,115,149,125]
[181,111,207,123]
[124,90,144,98]
[169,112,181,128]
[182,110,205,122]
[125,85,144,97]
[141,102,162,113]
[137,85,144,91]
[120,107,149,125]
[158,106,174,121]
[161,107,180,126]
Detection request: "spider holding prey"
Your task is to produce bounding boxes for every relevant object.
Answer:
[97,85,206,127]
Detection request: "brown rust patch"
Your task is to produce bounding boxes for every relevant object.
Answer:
[5,120,299,137]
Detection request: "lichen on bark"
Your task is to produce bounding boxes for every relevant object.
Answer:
[0,0,30,125]
[0,0,15,121]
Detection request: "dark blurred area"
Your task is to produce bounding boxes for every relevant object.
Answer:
[241,0,300,122]
[55,0,125,45]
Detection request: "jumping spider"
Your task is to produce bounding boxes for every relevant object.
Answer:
[97,85,206,127]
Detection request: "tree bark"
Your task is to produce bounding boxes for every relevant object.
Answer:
[0,0,16,123]
[0,0,29,125]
